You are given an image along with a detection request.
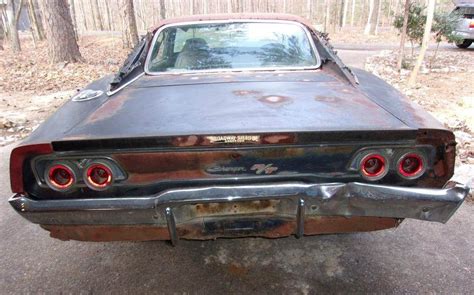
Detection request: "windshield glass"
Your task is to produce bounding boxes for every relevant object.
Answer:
[146,22,319,73]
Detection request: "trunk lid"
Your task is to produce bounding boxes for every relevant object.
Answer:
[61,72,410,141]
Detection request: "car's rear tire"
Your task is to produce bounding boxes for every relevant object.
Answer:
[455,40,473,49]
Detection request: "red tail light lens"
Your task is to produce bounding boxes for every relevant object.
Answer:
[46,164,75,191]
[398,153,424,178]
[470,21,474,29]
[360,154,387,180]
[85,163,113,190]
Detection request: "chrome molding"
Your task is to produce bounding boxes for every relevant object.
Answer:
[106,73,145,96]
[144,20,322,76]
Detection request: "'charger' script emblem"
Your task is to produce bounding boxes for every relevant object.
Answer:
[251,164,278,175]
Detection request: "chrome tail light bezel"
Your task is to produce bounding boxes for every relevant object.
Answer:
[359,153,389,181]
[84,162,114,191]
[397,152,426,179]
[44,162,77,191]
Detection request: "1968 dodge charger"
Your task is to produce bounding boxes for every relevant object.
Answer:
[9,14,469,244]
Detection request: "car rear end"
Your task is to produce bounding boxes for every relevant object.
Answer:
[8,129,469,244]
[454,4,474,47]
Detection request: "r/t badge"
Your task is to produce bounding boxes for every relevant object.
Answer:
[251,164,278,175]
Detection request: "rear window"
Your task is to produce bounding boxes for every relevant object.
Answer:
[146,21,320,73]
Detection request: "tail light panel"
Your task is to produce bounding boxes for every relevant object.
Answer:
[31,156,126,192]
[350,145,433,182]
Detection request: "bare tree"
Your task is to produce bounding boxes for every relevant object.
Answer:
[105,1,113,30]
[396,0,409,71]
[324,0,331,32]
[350,0,356,26]
[364,0,374,34]
[6,0,23,52]
[38,0,83,63]
[307,0,312,19]
[78,0,88,31]
[27,0,45,42]
[408,0,435,86]
[121,0,139,48]
[374,0,382,34]
[0,16,4,50]
[69,0,78,40]
[160,0,166,20]
[342,0,349,27]
[90,0,103,30]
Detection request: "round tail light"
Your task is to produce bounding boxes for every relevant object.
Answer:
[46,164,75,191]
[85,163,113,190]
[360,154,387,180]
[398,153,425,178]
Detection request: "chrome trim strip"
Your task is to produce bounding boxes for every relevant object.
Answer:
[9,182,469,226]
[106,73,145,96]
[144,20,322,76]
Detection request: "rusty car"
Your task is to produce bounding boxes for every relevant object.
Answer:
[8,14,469,245]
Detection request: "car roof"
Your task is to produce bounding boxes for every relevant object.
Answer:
[148,13,315,33]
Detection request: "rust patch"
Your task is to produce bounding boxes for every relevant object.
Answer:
[42,224,170,242]
[232,90,261,97]
[314,95,340,103]
[259,95,291,106]
[171,135,200,147]
[261,134,296,144]
[304,216,401,234]
[41,216,401,242]
[194,200,278,217]
[86,94,129,123]
[228,263,250,277]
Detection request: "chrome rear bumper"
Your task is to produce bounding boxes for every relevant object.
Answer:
[10,182,468,235]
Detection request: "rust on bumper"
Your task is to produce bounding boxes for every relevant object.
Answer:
[42,216,400,242]
[10,182,468,243]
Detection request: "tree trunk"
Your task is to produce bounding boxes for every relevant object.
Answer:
[38,0,83,63]
[121,0,139,48]
[339,0,345,29]
[28,0,45,41]
[2,6,11,39]
[105,1,113,30]
[364,0,374,34]
[342,0,349,27]
[78,0,88,31]
[325,0,331,32]
[408,0,435,87]
[6,0,22,52]
[368,0,380,34]
[91,0,103,30]
[307,0,312,19]
[350,0,356,26]
[69,0,78,40]
[160,0,166,20]
[374,0,382,34]
[0,15,4,50]
[396,0,409,71]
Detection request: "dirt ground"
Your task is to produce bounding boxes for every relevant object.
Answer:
[329,27,403,45]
